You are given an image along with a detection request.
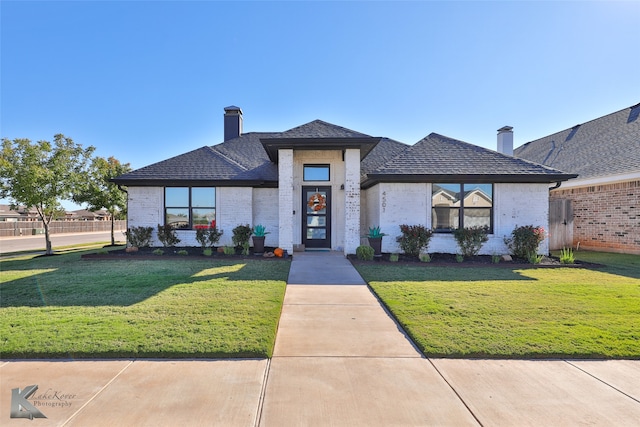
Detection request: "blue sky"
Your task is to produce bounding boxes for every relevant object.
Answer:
[1,1,639,209]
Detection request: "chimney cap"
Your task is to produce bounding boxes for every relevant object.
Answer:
[497,126,513,133]
[224,105,243,114]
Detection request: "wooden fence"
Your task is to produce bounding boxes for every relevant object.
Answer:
[0,220,127,237]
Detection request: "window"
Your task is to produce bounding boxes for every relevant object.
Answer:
[431,184,493,232]
[303,165,330,181]
[165,187,216,229]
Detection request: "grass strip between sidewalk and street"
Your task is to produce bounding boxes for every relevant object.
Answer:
[1,249,289,358]
[354,252,640,359]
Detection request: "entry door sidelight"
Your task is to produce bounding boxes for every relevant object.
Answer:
[303,186,331,249]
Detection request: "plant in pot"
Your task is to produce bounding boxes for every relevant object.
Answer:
[364,226,386,257]
[252,224,270,255]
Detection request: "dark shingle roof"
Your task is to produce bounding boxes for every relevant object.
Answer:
[277,120,373,139]
[515,104,640,180]
[362,133,575,188]
[114,119,575,187]
[112,135,278,186]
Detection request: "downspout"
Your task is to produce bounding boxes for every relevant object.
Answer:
[549,181,562,191]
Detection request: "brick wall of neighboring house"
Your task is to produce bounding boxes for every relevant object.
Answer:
[550,179,640,254]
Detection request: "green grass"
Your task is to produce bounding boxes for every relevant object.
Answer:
[354,252,640,359]
[0,248,289,358]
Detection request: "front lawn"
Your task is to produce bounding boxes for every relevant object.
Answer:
[0,249,290,358]
[354,252,640,359]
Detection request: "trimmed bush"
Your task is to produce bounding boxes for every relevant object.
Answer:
[195,226,224,250]
[398,224,433,258]
[453,226,489,257]
[157,224,181,247]
[505,225,546,260]
[356,245,375,261]
[232,224,252,249]
[125,226,153,247]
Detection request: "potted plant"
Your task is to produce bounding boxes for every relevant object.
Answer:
[252,224,270,255]
[364,226,386,257]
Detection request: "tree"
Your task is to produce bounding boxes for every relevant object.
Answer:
[0,134,95,255]
[73,156,131,245]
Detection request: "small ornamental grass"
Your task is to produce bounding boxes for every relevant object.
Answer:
[560,247,575,264]
[398,224,433,259]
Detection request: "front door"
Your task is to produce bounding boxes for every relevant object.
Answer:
[303,186,331,249]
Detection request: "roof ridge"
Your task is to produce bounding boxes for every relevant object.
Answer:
[208,145,249,171]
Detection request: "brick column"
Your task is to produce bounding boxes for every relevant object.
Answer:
[344,148,361,255]
[278,149,294,253]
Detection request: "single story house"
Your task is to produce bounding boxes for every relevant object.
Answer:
[113,106,575,256]
[515,103,640,254]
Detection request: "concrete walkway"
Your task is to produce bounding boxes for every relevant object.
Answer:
[2,251,640,426]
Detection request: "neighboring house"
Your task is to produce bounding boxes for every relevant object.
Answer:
[515,103,640,254]
[0,204,40,221]
[113,106,575,256]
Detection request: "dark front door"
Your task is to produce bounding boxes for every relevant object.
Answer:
[303,186,331,249]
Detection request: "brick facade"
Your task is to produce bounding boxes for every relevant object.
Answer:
[550,180,640,254]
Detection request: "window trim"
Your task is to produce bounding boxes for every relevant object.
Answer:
[164,187,216,230]
[431,183,493,233]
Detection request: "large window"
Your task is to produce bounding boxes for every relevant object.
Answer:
[432,184,493,232]
[165,187,216,229]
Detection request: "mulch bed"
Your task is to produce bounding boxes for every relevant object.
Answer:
[347,252,600,268]
[81,246,290,261]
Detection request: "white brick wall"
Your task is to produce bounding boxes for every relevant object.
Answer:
[217,187,253,247]
[252,188,279,248]
[343,148,361,255]
[366,182,550,255]
[278,149,294,252]
[127,187,163,245]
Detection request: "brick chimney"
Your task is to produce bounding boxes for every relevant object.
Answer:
[224,106,243,141]
[497,126,513,156]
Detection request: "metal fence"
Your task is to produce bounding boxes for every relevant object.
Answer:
[0,220,127,237]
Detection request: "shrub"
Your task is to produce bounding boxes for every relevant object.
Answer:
[505,225,546,260]
[232,224,252,248]
[157,224,181,247]
[453,226,489,257]
[559,247,575,264]
[177,249,189,256]
[456,254,464,263]
[398,224,433,258]
[491,254,501,264]
[223,246,236,255]
[195,227,224,249]
[152,249,164,256]
[356,245,375,261]
[420,253,431,263]
[125,226,153,247]
[242,241,250,256]
[389,253,399,262]
[203,248,213,256]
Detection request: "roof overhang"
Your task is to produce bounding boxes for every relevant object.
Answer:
[110,178,278,188]
[361,173,579,189]
[260,137,381,163]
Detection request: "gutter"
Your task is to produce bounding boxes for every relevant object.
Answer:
[549,181,562,191]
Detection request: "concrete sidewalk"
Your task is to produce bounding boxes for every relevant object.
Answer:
[2,251,640,426]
